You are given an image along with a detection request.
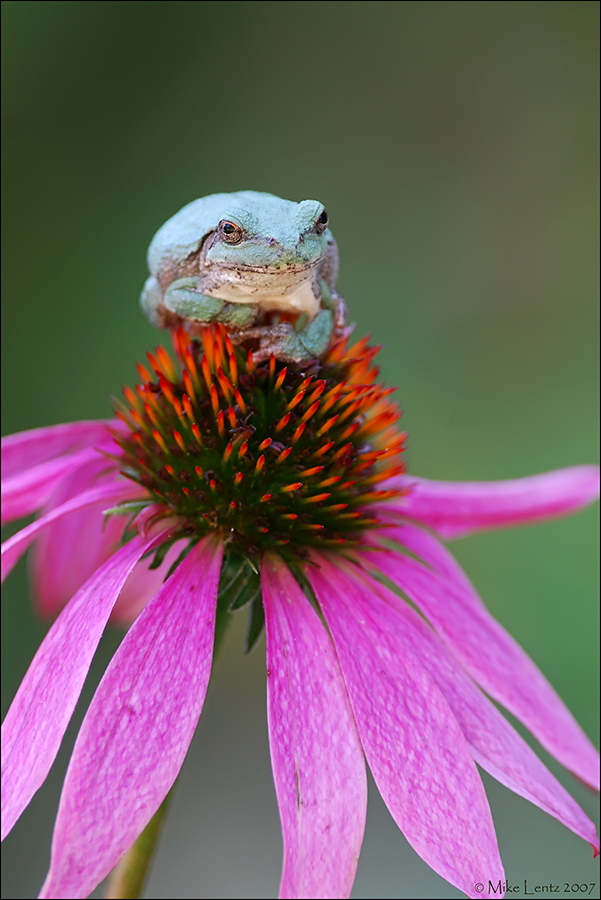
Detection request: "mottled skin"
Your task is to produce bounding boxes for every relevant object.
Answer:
[140,191,348,363]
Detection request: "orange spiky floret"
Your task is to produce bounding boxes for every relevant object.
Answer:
[303,493,331,504]
[217,368,234,403]
[136,362,153,383]
[210,385,220,418]
[228,351,238,386]
[313,441,335,458]
[300,401,321,424]
[143,403,160,429]
[123,385,143,413]
[275,413,291,433]
[281,482,303,493]
[200,328,215,370]
[274,367,287,391]
[200,355,213,395]
[316,415,340,437]
[291,423,306,444]
[286,390,307,412]
[156,345,178,382]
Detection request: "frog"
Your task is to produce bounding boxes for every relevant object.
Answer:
[140,191,348,363]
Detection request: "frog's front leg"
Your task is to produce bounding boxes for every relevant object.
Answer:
[141,276,258,330]
[243,307,335,364]
[241,279,338,363]
[164,277,259,328]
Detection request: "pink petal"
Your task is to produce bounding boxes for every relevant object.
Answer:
[1,530,170,841]
[39,535,223,900]
[111,538,190,625]
[1,446,116,526]
[1,479,144,583]
[373,520,487,609]
[380,466,600,538]
[1,420,121,481]
[345,559,599,852]
[359,541,600,790]
[30,457,129,618]
[262,555,367,900]
[308,554,505,900]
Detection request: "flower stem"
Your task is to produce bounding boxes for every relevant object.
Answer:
[104,791,172,899]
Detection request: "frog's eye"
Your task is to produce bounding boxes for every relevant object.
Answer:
[314,209,329,235]
[218,220,245,244]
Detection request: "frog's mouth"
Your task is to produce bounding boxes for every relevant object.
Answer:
[210,260,318,274]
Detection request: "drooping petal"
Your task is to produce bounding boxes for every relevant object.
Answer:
[39,535,223,900]
[1,530,170,841]
[1,480,144,583]
[308,554,505,900]
[344,558,599,852]
[262,555,367,900]
[1,447,114,526]
[372,520,488,609]
[111,538,190,625]
[380,466,600,538]
[359,542,600,790]
[30,457,128,617]
[1,420,122,481]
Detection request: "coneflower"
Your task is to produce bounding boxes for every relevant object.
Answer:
[1,324,599,900]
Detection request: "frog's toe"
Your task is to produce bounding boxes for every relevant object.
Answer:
[216,302,257,329]
[297,308,334,359]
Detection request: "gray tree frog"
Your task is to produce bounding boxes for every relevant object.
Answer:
[140,191,348,363]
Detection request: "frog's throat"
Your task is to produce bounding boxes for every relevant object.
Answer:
[206,273,321,318]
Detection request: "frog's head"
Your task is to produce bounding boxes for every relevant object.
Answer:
[148,191,331,282]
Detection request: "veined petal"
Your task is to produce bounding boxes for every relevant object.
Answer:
[346,560,599,852]
[380,466,600,538]
[1,480,144,583]
[30,457,128,618]
[1,446,116,526]
[359,544,600,790]
[111,538,190,625]
[1,530,170,841]
[39,535,223,900]
[262,555,367,900]
[1,420,122,481]
[309,554,505,900]
[374,521,487,609]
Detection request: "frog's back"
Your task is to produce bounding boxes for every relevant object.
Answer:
[147,191,284,275]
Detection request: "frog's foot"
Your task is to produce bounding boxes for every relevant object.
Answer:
[240,308,335,364]
[162,277,258,329]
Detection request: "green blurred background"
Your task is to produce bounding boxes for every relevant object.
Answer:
[1,2,599,897]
